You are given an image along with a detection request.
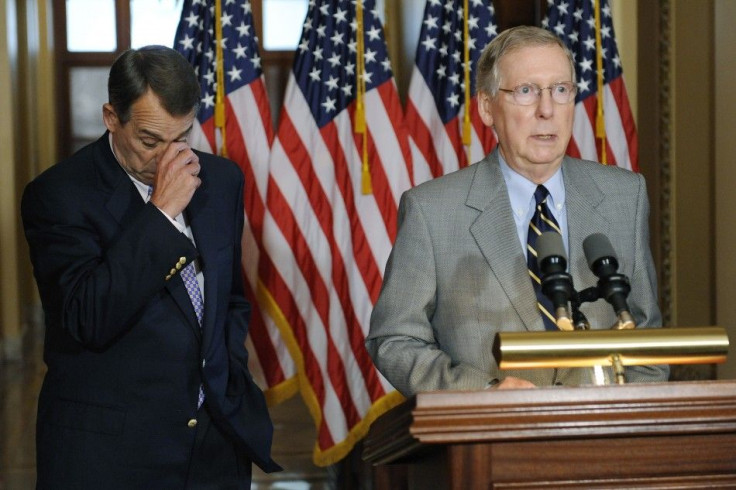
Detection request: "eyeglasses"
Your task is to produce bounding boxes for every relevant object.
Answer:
[497,82,577,105]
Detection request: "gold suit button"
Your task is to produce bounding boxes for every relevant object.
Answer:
[170,268,177,276]
[175,262,183,270]
[179,257,187,265]
[187,418,197,428]
[165,274,172,281]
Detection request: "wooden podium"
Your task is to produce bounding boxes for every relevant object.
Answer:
[363,380,736,489]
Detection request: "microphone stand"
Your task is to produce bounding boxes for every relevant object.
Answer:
[570,287,598,330]
[570,287,610,384]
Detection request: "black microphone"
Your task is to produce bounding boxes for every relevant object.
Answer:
[537,232,574,331]
[582,233,636,329]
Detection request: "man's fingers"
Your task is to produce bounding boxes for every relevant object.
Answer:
[495,376,537,390]
[154,144,200,185]
[149,143,202,218]
[158,142,189,169]
[187,158,201,177]
[159,142,197,172]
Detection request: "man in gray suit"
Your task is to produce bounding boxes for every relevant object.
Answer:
[366,26,669,397]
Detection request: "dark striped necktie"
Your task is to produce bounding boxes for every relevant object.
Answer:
[527,185,562,331]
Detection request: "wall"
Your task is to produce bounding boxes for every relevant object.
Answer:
[0,0,22,360]
[715,0,736,378]
[0,0,55,361]
[612,0,637,123]
[670,1,715,331]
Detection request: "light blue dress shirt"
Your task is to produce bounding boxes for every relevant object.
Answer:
[497,154,569,258]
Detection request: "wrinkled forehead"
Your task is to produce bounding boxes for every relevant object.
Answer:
[126,92,196,140]
[497,44,574,85]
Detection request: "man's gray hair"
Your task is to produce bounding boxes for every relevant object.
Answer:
[475,26,576,96]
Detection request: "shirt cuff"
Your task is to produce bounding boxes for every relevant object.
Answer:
[151,203,185,233]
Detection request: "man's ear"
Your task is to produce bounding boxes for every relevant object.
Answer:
[102,103,119,132]
[477,91,494,128]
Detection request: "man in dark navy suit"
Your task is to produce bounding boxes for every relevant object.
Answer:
[22,45,279,489]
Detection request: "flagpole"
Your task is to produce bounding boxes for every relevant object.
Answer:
[214,0,228,157]
[594,0,607,164]
[461,0,472,147]
[355,0,372,194]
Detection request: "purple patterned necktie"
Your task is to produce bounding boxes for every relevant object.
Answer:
[181,263,206,409]
[148,186,205,408]
[180,263,204,326]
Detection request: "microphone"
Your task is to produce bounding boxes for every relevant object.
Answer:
[582,233,636,329]
[537,232,574,331]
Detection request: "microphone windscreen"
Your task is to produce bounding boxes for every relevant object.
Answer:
[582,233,617,268]
[537,231,567,263]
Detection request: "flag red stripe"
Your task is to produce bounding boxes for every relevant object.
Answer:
[259,201,326,405]
[315,119,387,402]
[250,78,275,148]
[224,106,249,173]
[241,278,285,386]
[257,244,336,449]
[470,96,497,157]
[263,190,358,447]
[566,137,582,159]
[581,94,597,130]
[198,117,217,154]
[368,80,413,241]
[405,100,445,179]
[608,76,638,171]
[273,113,364,430]
[223,91,293,391]
[443,117,466,170]
[361,132,394,303]
[312,120,390,403]
[220,101,267,242]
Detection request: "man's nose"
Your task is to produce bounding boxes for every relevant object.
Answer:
[536,89,555,117]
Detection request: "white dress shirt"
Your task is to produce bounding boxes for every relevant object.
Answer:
[109,134,205,298]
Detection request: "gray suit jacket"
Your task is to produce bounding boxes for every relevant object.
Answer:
[366,150,669,396]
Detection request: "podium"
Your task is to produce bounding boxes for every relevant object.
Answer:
[363,380,736,489]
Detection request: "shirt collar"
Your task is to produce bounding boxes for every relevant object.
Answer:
[498,154,565,216]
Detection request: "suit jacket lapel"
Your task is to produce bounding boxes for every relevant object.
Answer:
[186,178,221,349]
[562,157,609,293]
[467,150,544,332]
[94,133,205,338]
[93,133,143,227]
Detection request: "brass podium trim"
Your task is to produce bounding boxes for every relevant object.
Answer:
[494,326,729,369]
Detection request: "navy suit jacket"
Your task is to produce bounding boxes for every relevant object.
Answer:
[22,133,279,488]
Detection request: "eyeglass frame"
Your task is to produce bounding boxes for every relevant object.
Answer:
[496,82,577,105]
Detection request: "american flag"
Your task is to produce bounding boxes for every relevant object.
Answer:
[543,0,638,170]
[406,0,498,185]
[260,0,410,465]
[174,0,297,403]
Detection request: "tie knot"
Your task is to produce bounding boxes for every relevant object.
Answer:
[534,185,550,206]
